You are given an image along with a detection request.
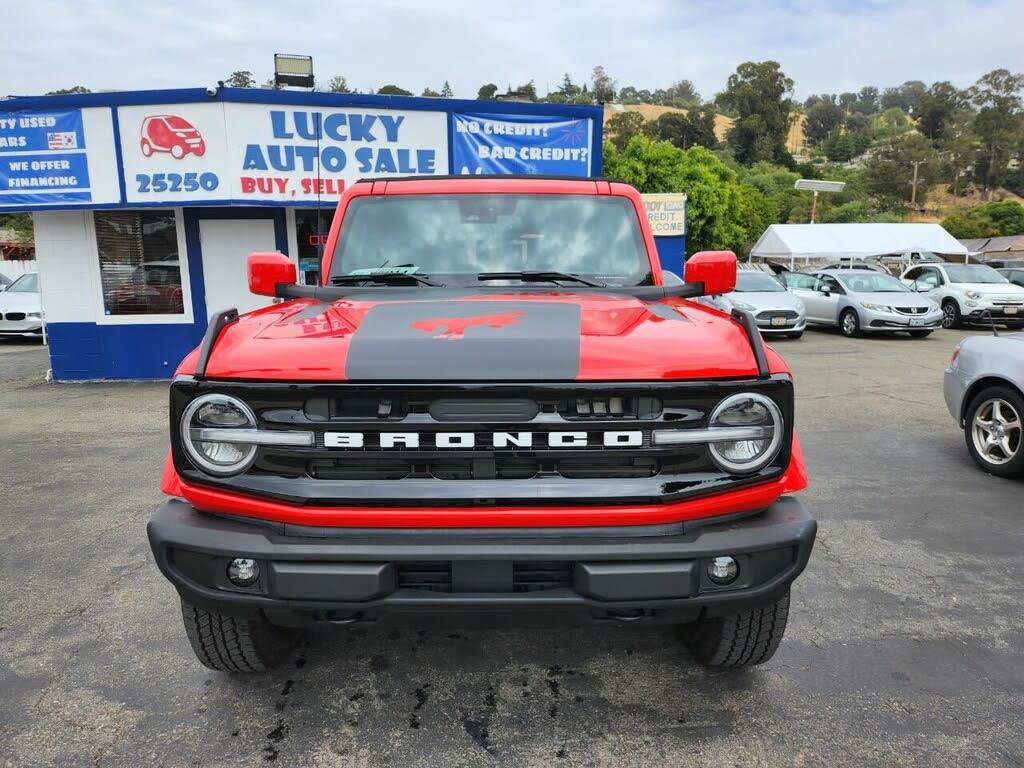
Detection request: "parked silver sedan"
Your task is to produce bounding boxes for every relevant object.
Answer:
[781,268,943,338]
[944,331,1024,477]
[698,270,806,338]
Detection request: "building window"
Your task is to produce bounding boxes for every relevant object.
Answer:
[294,209,331,285]
[94,211,184,316]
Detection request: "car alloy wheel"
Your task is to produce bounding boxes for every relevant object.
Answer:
[841,310,859,337]
[971,398,1022,466]
[941,301,959,329]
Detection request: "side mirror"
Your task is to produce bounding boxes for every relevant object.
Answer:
[248,252,297,297]
[686,250,736,296]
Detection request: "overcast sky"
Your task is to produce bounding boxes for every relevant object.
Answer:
[6,0,1024,101]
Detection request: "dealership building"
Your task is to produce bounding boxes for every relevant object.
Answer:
[1,87,686,380]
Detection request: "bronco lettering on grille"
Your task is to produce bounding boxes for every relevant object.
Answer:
[323,430,644,449]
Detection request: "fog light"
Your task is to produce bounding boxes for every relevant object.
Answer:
[227,558,260,587]
[707,556,739,585]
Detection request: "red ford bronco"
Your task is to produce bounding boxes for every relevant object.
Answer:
[148,176,815,672]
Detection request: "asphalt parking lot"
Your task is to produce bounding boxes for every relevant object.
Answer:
[1,327,1022,768]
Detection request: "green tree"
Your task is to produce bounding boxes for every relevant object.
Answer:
[45,85,90,95]
[821,200,869,223]
[659,80,701,107]
[969,69,1024,197]
[326,75,352,94]
[915,81,967,141]
[606,111,646,151]
[515,80,538,101]
[717,61,794,166]
[804,96,844,146]
[735,161,802,223]
[880,80,926,112]
[591,65,616,103]
[644,108,716,150]
[602,136,762,254]
[941,214,990,239]
[377,84,413,96]
[440,81,453,98]
[823,132,856,162]
[875,107,912,138]
[863,132,942,211]
[0,212,34,243]
[477,83,498,100]
[421,87,441,97]
[853,86,880,115]
[617,85,640,104]
[968,201,1024,235]
[560,73,580,101]
[225,70,256,88]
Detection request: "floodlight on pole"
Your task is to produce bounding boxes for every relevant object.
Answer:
[794,179,846,224]
[274,54,314,89]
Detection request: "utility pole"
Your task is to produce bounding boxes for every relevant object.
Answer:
[910,160,923,211]
[810,190,819,224]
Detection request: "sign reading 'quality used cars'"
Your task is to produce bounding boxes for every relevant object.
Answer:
[0,110,94,205]
[118,102,449,204]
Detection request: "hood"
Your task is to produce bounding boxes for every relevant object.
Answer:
[726,290,804,313]
[187,291,771,382]
[953,282,1024,296]
[0,291,40,312]
[855,291,935,307]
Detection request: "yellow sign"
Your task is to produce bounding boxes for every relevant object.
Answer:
[641,193,687,236]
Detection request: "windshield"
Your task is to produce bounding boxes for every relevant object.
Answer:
[165,117,194,130]
[943,264,1008,284]
[834,272,910,293]
[330,194,652,287]
[734,271,785,293]
[7,273,38,292]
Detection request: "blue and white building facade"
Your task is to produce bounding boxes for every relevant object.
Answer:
[1,88,681,380]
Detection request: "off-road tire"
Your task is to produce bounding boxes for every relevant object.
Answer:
[941,299,962,329]
[908,330,932,338]
[685,591,790,668]
[180,599,302,672]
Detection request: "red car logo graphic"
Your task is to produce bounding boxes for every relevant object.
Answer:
[140,115,206,159]
[412,311,527,340]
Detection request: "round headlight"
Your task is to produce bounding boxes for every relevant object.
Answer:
[180,393,258,476]
[708,392,784,474]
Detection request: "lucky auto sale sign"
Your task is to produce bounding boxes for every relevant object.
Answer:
[118,102,448,204]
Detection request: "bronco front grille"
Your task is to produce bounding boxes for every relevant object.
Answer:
[171,378,795,508]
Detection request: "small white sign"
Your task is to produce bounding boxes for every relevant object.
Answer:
[641,193,687,236]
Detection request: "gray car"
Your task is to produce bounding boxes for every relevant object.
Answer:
[699,270,806,339]
[944,331,1024,477]
[782,268,943,338]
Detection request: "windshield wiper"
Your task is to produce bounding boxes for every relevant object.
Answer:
[330,272,443,287]
[476,271,607,288]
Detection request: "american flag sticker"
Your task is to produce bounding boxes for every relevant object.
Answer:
[47,131,78,150]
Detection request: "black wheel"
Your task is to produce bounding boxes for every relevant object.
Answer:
[941,299,962,329]
[908,330,932,338]
[786,331,804,339]
[180,599,303,672]
[964,385,1024,478]
[684,591,790,668]
[839,309,860,337]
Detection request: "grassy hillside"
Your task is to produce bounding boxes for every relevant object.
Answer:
[603,104,809,150]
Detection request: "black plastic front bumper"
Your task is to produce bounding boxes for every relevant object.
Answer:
[148,497,816,627]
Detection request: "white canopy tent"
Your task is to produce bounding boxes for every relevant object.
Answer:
[749,223,969,269]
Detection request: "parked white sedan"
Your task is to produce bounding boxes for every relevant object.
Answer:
[0,272,44,338]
